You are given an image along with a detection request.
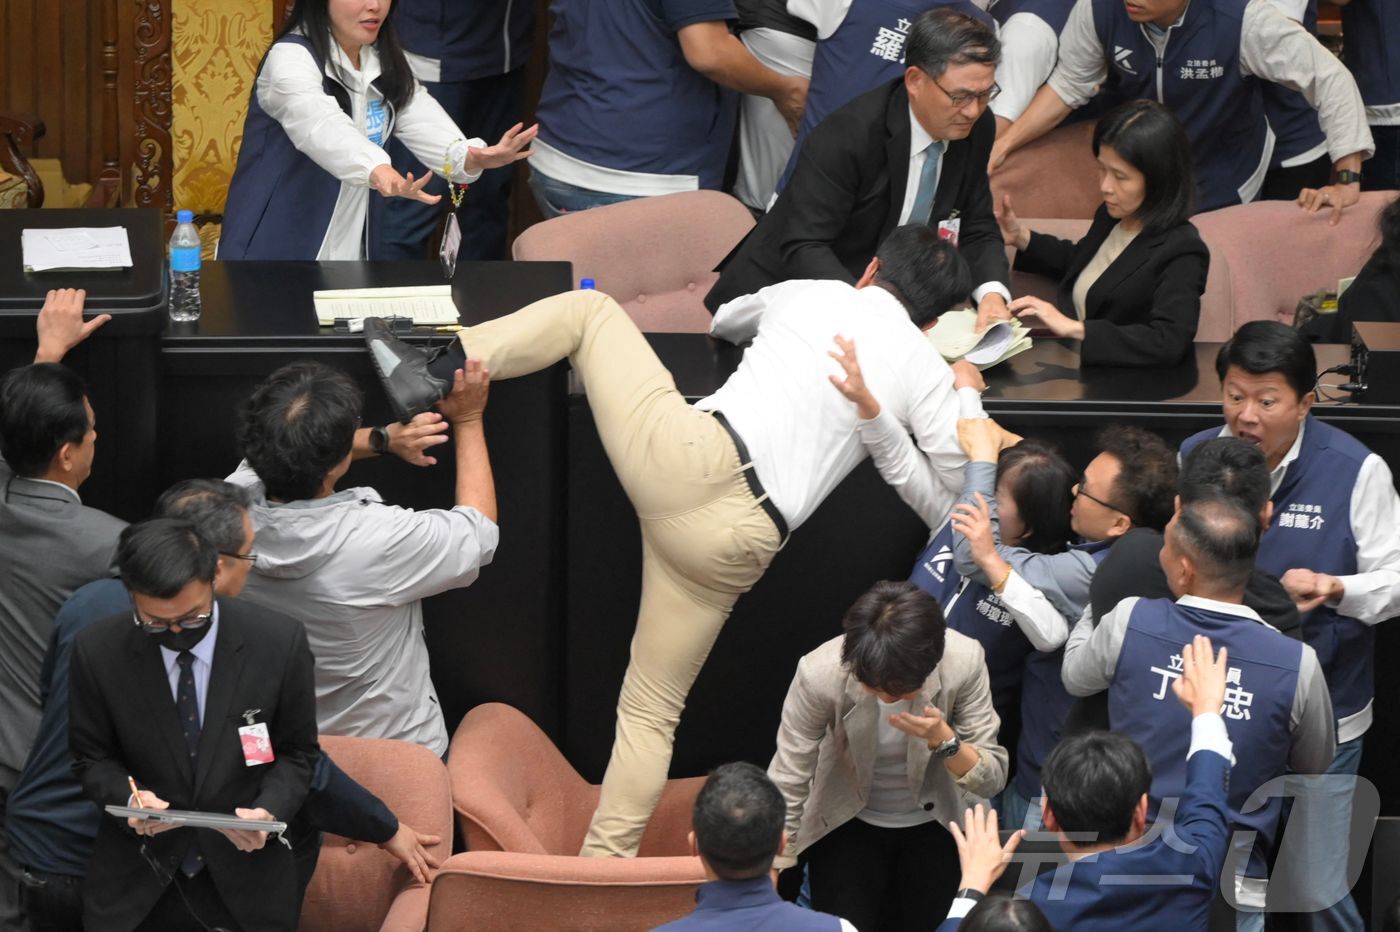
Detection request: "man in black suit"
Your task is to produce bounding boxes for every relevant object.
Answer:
[705,7,1011,329]
[69,519,319,932]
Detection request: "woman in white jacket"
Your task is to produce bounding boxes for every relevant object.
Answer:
[220,0,534,260]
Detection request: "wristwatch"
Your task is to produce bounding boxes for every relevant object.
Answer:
[956,889,986,903]
[368,425,390,455]
[933,732,962,759]
[1333,169,1363,186]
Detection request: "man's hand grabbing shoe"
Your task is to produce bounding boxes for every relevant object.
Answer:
[363,318,450,423]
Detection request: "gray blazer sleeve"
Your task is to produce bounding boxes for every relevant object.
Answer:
[767,655,830,870]
[1288,645,1337,774]
[1062,598,1134,696]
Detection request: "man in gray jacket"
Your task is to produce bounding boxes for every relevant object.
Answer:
[226,359,496,757]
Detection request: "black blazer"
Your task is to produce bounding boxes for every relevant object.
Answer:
[1329,251,1400,343]
[705,78,1009,311]
[1015,206,1209,367]
[69,596,319,932]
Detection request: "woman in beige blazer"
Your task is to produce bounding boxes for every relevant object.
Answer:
[767,580,1007,931]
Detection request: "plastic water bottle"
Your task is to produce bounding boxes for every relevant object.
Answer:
[169,209,202,322]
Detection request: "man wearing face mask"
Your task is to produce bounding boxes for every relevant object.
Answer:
[68,519,319,932]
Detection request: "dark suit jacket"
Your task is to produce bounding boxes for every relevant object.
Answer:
[69,596,319,932]
[705,78,1008,311]
[1329,251,1400,342]
[1015,206,1209,367]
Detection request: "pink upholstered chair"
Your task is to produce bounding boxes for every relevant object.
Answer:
[438,704,706,928]
[297,736,453,932]
[991,121,1103,220]
[511,190,756,333]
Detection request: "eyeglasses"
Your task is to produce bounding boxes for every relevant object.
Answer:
[131,606,214,634]
[930,75,1000,108]
[220,551,258,566]
[1075,477,1126,514]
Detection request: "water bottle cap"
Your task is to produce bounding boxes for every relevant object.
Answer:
[176,209,194,223]
[580,278,595,289]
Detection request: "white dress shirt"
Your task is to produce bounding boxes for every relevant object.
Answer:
[252,37,483,260]
[704,279,966,531]
[158,608,220,727]
[1046,0,1372,197]
[990,11,1061,123]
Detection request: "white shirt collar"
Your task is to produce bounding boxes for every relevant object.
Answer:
[907,105,938,160]
[158,602,221,671]
[326,35,381,86]
[1176,593,1272,628]
[1217,418,1306,494]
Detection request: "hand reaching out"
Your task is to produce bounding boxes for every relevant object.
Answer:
[465,123,538,172]
[387,412,450,466]
[1171,634,1228,718]
[436,359,490,425]
[370,165,441,204]
[34,288,109,363]
[828,335,880,419]
[380,822,442,884]
[994,194,1029,250]
[950,804,1024,894]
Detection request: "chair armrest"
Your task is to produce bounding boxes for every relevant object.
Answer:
[0,111,46,208]
[378,883,430,932]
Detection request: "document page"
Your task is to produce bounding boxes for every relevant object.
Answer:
[22,227,133,272]
[313,285,461,325]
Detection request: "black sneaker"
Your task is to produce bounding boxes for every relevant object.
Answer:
[363,318,450,423]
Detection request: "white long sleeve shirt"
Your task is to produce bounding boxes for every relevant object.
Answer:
[1046,0,1372,164]
[254,37,484,259]
[991,11,1061,123]
[704,280,966,531]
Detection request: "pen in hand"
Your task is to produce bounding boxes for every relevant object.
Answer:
[128,775,143,808]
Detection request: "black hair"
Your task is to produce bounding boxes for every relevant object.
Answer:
[692,762,786,880]
[997,440,1075,556]
[118,518,219,599]
[841,581,946,696]
[1171,498,1260,593]
[1094,425,1177,532]
[1179,437,1269,515]
[1092,99,1195,235]
[1374,195,1400,289]
[0,363,91,478]
[277,0,415,112]
[1040,730,1152,846]
[238,361,362,503]
[905,7,1001,76]
[154,479,253,554]
[875,224,974,327]
[961,895,1053,932]
[1215,320,1317,401]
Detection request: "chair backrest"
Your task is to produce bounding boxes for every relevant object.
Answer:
[1191,191,1395,333]
[171,0,275,255]
[992,121,1103,221]
[448,703,598,855]
[425,851,704,932]
[298,736,453,932]
[511,190,756,333]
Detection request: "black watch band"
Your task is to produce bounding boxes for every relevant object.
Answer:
[956,888,986,903]
[369,425,390,454]
[1334,169,1363,186]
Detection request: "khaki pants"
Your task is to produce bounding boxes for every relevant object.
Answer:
[460,289,783,856]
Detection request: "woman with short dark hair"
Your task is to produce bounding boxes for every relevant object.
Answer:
[1330,194,1400,341]
[999,99,1209,367]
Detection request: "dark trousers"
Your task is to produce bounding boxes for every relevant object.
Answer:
[804,816,960,932]
[18,869,82,932]
[1259,154,1332,202]
[379,68,528,261]
[1364,124,1400,191]
[133,871,242,932]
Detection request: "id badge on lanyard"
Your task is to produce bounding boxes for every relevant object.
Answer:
[938,209,960,247]
[439,147,468,280]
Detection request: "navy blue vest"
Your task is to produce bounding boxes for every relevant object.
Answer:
[776,0,991,192]
[534,0,737,189]
[657,876,843,930]
[395,0,534,81]
[910,525,1033,727]
[1182,418,1370,721]
[1014,539,1111,798]
[1090,0,1269,210]
[221,36,392,261]
[989,0,1073,33]
[1341,0,1400,110]
[1262,1,1324,165]
[1110,598,1302,879]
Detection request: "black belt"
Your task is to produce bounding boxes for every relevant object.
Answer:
[711,410,790,542]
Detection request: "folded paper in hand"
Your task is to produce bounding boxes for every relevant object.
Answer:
[313,285,460,326]
[22,227,133,272]
[927,308,1033,370]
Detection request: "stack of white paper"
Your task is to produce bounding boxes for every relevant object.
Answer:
[21,227,133,272]
[313,285,461,326]
[927,308,1034,370]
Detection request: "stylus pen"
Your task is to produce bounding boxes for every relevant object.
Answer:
[127,775,143,808]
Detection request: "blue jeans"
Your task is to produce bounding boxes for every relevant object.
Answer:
[1001,781,1044,834]
[1273,736,1365,931]
[526,169,640,221]
[1363,125,1400,192]
[379,68,527,261]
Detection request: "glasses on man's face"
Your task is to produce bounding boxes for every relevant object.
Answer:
[130,600,214,634]
[220,551,258,566]
[930,75,1000,109]
[1075,477,1125,514]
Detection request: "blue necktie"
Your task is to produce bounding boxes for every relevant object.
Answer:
[175,651,204,876]
[909,140,945,227]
